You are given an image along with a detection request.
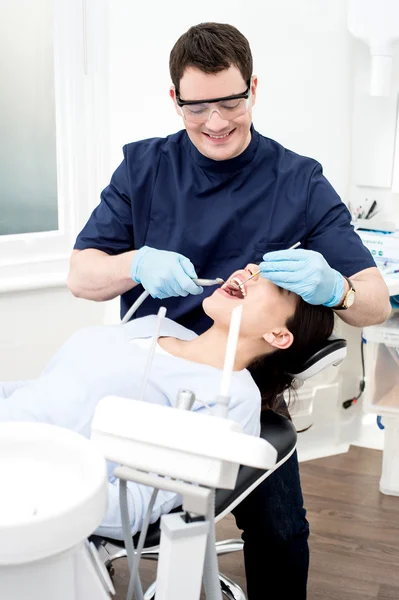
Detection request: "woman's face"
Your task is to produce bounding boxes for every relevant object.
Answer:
[203,264,298,340]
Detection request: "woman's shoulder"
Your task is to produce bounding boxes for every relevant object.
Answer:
[124,315,197,341]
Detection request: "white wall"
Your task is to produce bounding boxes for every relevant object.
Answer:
[109,0,353,199]
[0,288,116,380]
[0,0,357,382]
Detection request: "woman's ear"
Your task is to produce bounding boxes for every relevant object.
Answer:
[263,328,294,350]
[170,86,182,118]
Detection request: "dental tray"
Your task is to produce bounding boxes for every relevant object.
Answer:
[91,396,277,489]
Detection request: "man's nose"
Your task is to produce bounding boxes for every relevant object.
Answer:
[206,109,229,130]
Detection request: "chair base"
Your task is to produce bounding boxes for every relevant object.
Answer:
[98,538,246,598]
[143,572,245,600]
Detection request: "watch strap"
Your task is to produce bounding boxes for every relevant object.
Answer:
[333,276,355,310]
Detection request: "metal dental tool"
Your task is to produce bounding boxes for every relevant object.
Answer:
[194,278,224,286]
[236,241,301,289]
[121,278,224,324]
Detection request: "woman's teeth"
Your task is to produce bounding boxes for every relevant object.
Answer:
[224,277,246,299]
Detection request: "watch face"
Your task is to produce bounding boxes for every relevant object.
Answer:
[346,291,355,308]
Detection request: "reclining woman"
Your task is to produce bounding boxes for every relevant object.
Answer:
[0,264,334,539]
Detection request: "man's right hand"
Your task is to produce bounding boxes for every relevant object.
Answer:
[130,246,204,299]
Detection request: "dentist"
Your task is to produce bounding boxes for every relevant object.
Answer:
[68,22,390,600]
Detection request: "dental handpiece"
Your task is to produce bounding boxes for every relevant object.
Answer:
[193,277,224,286]
[237,241,301,288]
[121,277,224,324]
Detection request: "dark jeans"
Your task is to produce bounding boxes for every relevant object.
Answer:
[232,450,309,600]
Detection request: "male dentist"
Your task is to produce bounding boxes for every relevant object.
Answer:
[68,22,390,600]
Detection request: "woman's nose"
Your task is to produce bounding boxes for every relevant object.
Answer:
[246,263,258,272]
[244,264,261,283]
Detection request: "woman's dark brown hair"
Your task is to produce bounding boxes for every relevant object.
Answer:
[247,297,335,419]
[169,22,253,92]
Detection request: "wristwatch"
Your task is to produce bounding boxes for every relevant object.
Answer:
[334,276,356,310]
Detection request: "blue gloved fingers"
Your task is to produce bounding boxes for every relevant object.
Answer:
[144,279,174,299]
[130,246,205,298]
[259,261,306,279]
[178,257,204,296]
[174,271,203,296]
[167,276,191,297]
[324,273,345,307]
[179,256,198,279]
[261,249,310,268]
[262,248,309,260]
[259,248,344,307]
[143,261,202,298]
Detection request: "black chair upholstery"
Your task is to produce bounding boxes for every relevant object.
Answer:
[289,335,347,376]
[214,409,296,517]
[90,410,297,550]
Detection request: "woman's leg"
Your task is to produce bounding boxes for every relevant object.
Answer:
[232,450,309,600]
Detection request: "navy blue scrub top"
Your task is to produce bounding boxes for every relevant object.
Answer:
[74,125,375,335]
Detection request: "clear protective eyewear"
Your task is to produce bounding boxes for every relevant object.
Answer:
[175,81,251,124]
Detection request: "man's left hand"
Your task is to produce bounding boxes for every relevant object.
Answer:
[259,248,345,306]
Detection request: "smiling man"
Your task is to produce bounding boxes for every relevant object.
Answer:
[68,22,390,599]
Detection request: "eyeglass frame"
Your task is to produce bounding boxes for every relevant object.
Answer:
[175,79,251,108]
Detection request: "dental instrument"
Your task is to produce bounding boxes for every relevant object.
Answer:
[235,241,301,289]
[121,278,224,324]
[215,305,243,418]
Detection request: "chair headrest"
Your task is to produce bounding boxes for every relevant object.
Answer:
[288,335,347,383]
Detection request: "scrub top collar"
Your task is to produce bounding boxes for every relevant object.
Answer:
[183,123,259,172]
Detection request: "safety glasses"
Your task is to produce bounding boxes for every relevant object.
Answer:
[175,81,251,124]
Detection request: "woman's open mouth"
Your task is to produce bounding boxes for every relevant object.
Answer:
[217,274,247,300]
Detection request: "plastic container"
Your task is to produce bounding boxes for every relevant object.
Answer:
[363,313,399,495]
[363,312,399,415]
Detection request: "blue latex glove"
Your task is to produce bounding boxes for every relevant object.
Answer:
[259,248,345,307]
[130,246,203,299]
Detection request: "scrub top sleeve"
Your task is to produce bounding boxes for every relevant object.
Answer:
[74,147,134,255]
[306,164,375,277]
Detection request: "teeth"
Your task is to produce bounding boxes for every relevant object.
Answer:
[224,277,246,299]
[208,132,230,139]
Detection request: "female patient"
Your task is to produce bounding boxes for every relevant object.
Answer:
[0,264,334,539]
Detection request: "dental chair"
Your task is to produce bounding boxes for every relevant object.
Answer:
[91,335,347,600]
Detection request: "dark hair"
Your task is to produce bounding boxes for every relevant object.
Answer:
[169,22,253,92]
[247,297,335,419]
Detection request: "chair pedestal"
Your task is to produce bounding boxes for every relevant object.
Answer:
[92,409,300,599]
[98,538,246,599]
[144,573,246,600]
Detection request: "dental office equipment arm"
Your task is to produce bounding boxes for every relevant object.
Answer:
[121,278,223,324]
[107,304,245,600]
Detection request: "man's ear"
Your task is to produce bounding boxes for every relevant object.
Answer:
[262,328,293,350]
[170,86,182,118]
[250,75,258,108]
